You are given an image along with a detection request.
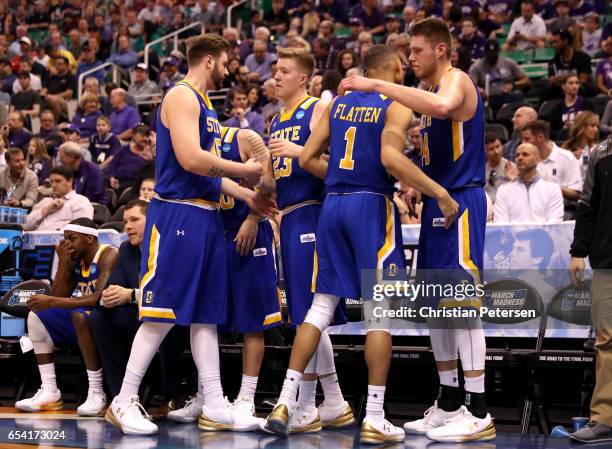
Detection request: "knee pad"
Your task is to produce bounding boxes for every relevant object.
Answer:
[304,294,339,332]
[27,312,54,353]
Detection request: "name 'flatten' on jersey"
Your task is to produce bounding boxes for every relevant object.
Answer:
[326,91,394,196]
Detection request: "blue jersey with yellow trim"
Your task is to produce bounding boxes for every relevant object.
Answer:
[72,244,108,298]
[420,71,486,190]
[219,127,250,230]
[327,91,394,196]
[155,80,222,202]
[269,96,325,209]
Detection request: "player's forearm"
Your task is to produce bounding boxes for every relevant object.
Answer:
[221,178,253,203]
[562,188,580,201]
[300,156,328,179]
[184,150,250,178]
[383,149,447,201]
[55,294,99,308]
[258,174,276,195]
[373,80,453,119]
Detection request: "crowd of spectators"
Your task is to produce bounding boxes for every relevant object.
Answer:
[0,0,608,229]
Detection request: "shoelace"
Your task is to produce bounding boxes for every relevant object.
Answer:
[182,395,201,412]
[421,405,436,423]
[126,397,152,420]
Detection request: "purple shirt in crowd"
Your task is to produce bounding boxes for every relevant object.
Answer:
[109,105,141,137]
[106,144,147,184]
[71,110,103,139]
[74,159,107,205]
[596,58,612,90]
[29,158,52,184]
[89,132,122,162]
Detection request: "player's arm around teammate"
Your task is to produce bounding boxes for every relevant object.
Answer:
[235,129,276,255]
[339,64,474,123]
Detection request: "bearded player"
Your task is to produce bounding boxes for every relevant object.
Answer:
[105,34,276,435]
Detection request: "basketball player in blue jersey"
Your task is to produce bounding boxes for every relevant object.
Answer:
[267,47,354,433]
[264,45,459,444]
[106,34,277,436]
[340,18,494,442]
[16,217,118,417]
[167,126,278,430]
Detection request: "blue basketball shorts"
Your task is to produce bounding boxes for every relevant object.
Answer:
[222,220,282,333]
[36,306,91,347]
[416,186,486,309]
[314,193,407,301]
[280,204,346,326]
[139,198,228,326]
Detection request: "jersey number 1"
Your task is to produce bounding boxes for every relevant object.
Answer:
[339,126,356,170]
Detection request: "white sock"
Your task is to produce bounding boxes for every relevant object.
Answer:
[191,324,225,408]
[117,322,173,401]
[38,363,58,392]
[464,374,485,394]
[320,373,344,404]
[278,369,302,404]
[298,380,317,412]
[365,385,385,422]
[87,368,103,394]
[237,374,258,403]
[439,369,459,388]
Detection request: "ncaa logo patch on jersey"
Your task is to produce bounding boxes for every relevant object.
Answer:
[253,247,268,257]
[296,110,305,120]
[222,143,231,152]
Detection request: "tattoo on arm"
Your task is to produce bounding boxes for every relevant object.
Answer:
[207,166,225,177]
[246,131,268,163]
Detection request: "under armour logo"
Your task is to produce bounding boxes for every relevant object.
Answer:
[177,230,185,236]
[372,394,378,398]
[453,377,457,383]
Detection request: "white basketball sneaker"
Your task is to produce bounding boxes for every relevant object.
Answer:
[15,388,63,412]
[360,416,405,444]
[105,395,158,435]
[426,405,496,442]
[231,397,264,431]
[77,390,107,416]
[288,404,322,434]
[198,397,235,431]
[403,401,462,435]
[167,393,205,423]
[317,400,355,429]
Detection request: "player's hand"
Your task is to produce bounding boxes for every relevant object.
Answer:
[338,75,377,96]
[54,240,72,263]
[245,191,278,218]
[243,158,264,186]
[43,198,64,217]
[102,285,132,308]
[269,138,302,159]
[569,257,586,288]
[235,216,259,256]
[403,187,422,218]
[26,294,56,312]
[437,192,459,229]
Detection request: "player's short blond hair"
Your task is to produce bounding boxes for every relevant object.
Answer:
[277,47,315,79]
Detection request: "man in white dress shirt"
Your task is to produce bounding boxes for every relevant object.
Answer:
[494,143,564,223]
[503,0,547,51]
[520,120,582,202]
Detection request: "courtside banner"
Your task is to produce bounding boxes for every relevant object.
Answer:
[330,221,594,338]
